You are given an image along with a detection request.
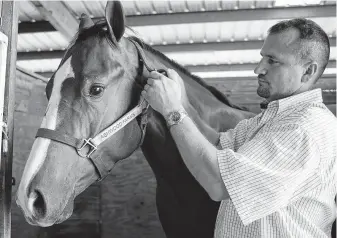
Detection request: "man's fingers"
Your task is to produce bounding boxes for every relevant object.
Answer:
[144,84,150,91]
[167,68,184,88]
[149,71,162,79]
[167,68,176,77]
[167,69,179,82]
[147,78,155,85]
[141,90,146,98]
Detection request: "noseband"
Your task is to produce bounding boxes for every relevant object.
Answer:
[35,38,167,181]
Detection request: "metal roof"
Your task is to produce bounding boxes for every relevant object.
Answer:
[16,0,337,110]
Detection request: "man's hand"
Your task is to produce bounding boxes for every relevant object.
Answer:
[142,69,184,117]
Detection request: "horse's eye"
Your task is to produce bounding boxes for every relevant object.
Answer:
[89,85,105,96]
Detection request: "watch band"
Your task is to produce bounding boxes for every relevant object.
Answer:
[166,108,188,129]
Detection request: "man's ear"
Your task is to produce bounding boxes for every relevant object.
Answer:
[301,61,318,83]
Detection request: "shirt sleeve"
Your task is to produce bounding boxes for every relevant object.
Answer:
[216,123,321,226]
[218,117,255,151]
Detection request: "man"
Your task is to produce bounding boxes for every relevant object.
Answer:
[142,18,336,237]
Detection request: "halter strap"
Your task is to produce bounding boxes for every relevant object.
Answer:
[36,98,149,180]
[129,39,168,78]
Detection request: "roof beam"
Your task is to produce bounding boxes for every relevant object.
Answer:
[16,40,262,60]
[125,5,336,26]
[206,74,336,85]
[18,21,56,33]
[17,50,64,61]
[32,60,336,79]
[156,40,264,52]
[187,63,258,72]
[18,5,335,34]
[29,1,79,41]
[16,37,336,61]
[187,61,337,72]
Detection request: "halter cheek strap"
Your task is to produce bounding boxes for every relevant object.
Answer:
[36,98,149,181]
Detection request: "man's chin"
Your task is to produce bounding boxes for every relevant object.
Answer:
[257,87,270,99]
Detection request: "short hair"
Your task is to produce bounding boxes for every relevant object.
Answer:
[268,18,330,80]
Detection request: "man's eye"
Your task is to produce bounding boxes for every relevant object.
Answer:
[268,58,277,64]
[89,85,105,96]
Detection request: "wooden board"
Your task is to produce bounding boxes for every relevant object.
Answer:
[0,1,18,237]
[101,149,165,238]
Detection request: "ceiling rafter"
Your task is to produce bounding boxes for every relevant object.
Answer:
[18,5,335,34]
[186,61,337,72]
[16,37,336,61]
[124,5,336,26]
[18,21,55,34]
[17,40,262,60]
[29,1,79,41]
[31,60,336,79]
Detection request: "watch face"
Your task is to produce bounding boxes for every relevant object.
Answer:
[172,111,181,122]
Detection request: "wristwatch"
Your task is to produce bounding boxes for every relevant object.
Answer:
[166,108,188,129]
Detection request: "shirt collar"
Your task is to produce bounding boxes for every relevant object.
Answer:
[262,88,323,114]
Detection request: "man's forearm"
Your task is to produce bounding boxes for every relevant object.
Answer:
[168,115,229,201]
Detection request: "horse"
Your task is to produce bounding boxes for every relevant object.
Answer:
[16,1,255,237]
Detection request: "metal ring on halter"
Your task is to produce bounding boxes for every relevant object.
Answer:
[77,138,98,158]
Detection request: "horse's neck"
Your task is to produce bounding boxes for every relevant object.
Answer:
[138,47,255,144]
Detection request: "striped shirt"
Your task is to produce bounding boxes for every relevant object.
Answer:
[215,89,337,238]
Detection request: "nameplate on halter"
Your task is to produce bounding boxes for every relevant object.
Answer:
[93,105,143,146]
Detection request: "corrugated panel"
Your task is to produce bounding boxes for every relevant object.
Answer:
[16,0,336,76]
[63,1,106,18]
[18,0,44,22]
[128,17,336,45]
[17,59,61,73]
[17,32,69,52]
[166,47,336,65]
[18,0,335,21]
[15,46,336,73]
[16,16,336,53]
[61,0,336,17]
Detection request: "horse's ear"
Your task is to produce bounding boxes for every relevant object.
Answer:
[105,1,125,43]
[79,13,94,31]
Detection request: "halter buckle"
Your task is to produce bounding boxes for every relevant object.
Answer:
[77,138,97,158]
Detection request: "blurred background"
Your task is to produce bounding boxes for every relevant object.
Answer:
[12,1,336,238]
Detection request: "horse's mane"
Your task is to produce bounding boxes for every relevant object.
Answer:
[75,21,247,111]
[128,36,247,111]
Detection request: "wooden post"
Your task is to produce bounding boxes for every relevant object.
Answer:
[0,1,18,237]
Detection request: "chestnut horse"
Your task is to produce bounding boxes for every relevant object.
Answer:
[17,2,255,237]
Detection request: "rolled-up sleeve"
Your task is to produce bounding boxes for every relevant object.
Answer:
[217,123,321,226]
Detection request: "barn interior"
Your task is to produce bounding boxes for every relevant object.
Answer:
[7,1,337,238]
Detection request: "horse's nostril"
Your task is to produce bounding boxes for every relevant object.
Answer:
[28,190,46,219]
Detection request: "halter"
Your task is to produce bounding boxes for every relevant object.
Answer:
[35,38,167,181]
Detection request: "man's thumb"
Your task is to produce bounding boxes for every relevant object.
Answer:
[167,68,179,82]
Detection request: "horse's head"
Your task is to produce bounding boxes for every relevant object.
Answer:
[16,1,147,226]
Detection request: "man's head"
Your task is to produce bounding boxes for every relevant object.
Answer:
[254,18,330,102]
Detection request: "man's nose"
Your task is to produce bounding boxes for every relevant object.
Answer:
[254,61,266,75]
